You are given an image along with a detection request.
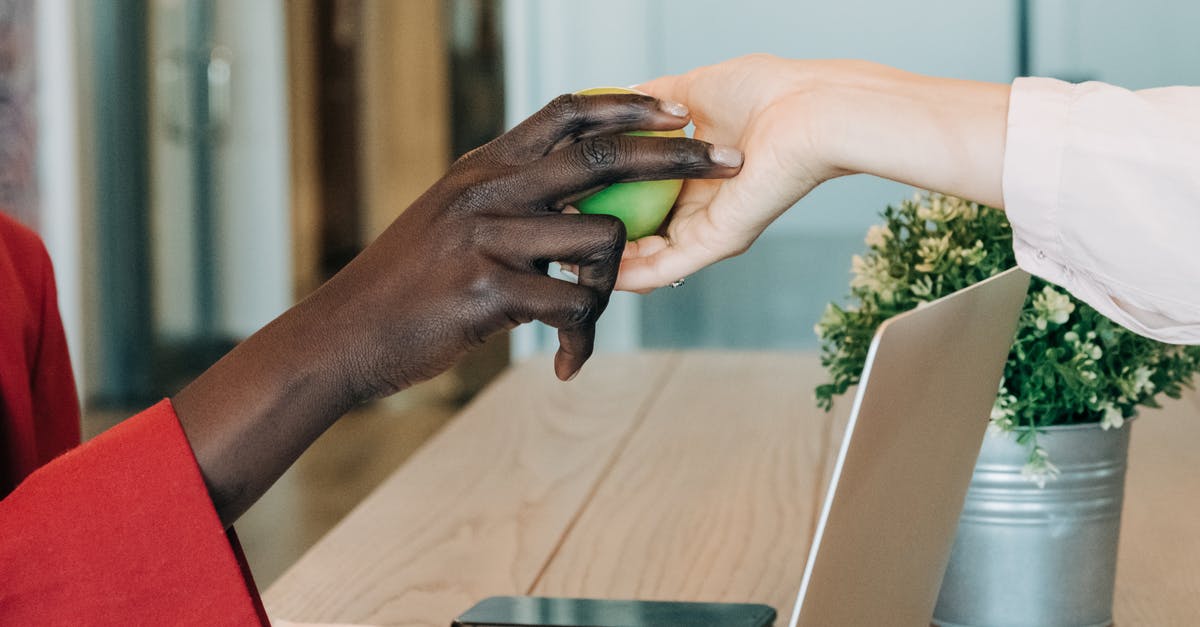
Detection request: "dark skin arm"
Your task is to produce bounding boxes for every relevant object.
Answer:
[171,93,743,526]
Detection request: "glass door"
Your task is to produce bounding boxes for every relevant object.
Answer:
[89,0,290,404]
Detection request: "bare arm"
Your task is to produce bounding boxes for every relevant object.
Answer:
[816,62,1009,208]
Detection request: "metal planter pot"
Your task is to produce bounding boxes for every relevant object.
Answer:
[933,422,1132,627]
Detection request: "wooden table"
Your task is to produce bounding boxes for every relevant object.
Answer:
[265,352,1200,626]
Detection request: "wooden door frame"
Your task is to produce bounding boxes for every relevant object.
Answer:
[285,0,450,301]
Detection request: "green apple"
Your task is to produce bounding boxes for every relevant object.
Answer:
[573,86,685,240]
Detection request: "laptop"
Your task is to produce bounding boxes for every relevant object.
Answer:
[788,267,1030,626]
[456,267,1031,627]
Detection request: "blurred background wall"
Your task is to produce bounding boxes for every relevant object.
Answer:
[24,0,501,409]
[8,0,1199,408]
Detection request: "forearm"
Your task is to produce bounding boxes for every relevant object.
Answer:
[813,62,1010,208]
[171,285,362,527]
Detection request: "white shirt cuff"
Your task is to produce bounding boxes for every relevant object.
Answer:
[1001,77,1200,344]
[1002,77,1074,291]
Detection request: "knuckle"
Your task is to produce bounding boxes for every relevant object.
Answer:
[545,93,585,125]
[451,175,506,213]
[598,214,627,246]
[467,215,505,249]
[575,136,620,172]
[667,139,708,170]
[587,218,627,264]
[567,291,601,327]
[570,216,625,266]
[466,272,508,316]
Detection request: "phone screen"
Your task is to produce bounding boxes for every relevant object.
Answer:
[454,596,776,627]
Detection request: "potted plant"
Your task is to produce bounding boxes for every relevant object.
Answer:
[815,192,1200,627]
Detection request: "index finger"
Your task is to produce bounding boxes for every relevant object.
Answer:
[509,134,743,208]
[490,92,693,165]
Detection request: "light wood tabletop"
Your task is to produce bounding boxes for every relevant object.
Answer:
[264,352,1200,626]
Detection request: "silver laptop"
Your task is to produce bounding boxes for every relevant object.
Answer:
[788,267,1030,627]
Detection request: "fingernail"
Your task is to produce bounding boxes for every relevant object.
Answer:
[710,145,744,167]
[567,367,581,381]
[659,99,689,118]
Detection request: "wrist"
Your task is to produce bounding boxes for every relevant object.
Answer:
[172,289,366,524]
[280,275,393,407]
[807,60,911,178]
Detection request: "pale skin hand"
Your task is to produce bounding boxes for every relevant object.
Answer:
[617,54,1011,292]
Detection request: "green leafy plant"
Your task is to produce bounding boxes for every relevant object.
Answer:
[815,192,1200,484]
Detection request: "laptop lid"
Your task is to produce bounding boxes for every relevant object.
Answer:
[789,268,1030,627]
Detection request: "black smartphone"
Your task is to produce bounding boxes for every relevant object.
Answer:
[453,596,776,627]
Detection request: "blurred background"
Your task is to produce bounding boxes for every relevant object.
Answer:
[4,0,1198,586]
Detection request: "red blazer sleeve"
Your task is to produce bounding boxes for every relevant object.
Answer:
[28,233,82,471]
[0,400,269,626]
[0,212,79,493]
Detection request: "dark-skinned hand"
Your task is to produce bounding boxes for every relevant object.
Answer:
[171,93,744,525]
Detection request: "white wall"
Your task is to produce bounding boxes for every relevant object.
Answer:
[148,0,291,341]
[35,0,85,391]
[212,0,291,337]
[1030,0,1200,89]
[653,0,1017,235]
[148,0,200,340]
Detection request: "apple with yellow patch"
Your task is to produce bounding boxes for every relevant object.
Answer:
[573,86,686,240]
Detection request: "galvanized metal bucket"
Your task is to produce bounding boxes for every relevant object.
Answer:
[932,421,1132,627]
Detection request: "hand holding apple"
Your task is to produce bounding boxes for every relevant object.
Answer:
[172,90,743,525]
[574,87,691,240]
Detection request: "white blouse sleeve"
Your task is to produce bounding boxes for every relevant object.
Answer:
[1002,77,1200,345]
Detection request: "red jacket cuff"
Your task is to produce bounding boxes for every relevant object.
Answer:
[0,399,268,626]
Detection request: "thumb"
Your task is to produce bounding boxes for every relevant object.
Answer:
[616,242,710,293]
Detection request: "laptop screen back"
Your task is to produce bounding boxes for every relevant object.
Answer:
[789,268,1030,627]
